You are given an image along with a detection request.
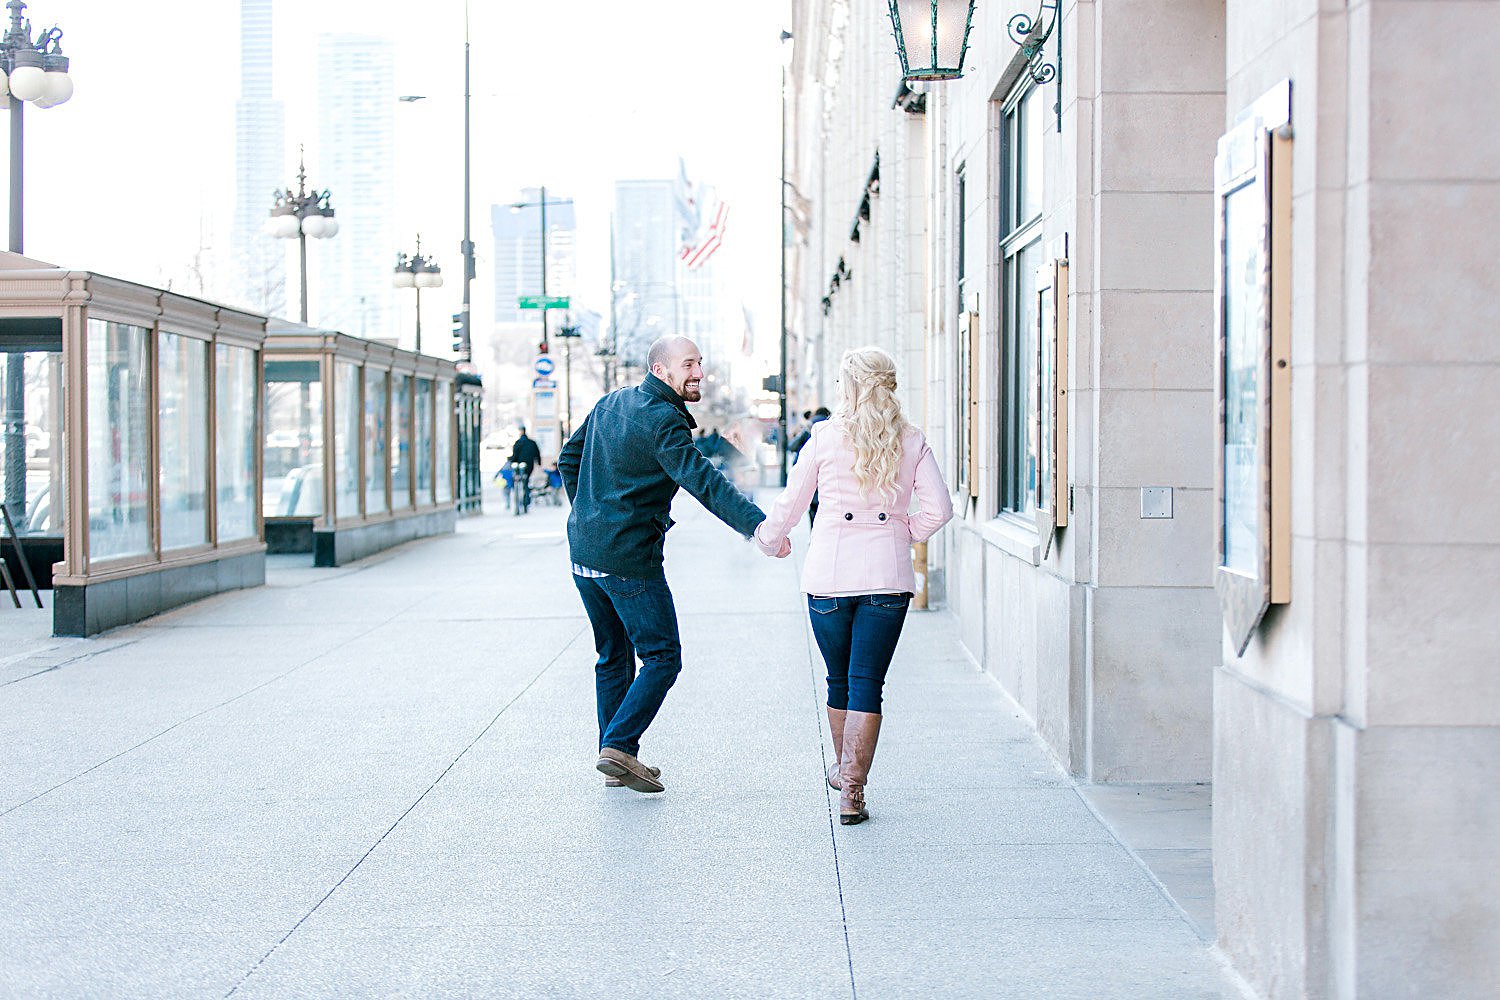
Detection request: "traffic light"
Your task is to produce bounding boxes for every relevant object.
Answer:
[451,313,464,354]
[762,374,784,395]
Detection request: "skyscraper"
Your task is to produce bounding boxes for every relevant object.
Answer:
[231,0,286,316]
[612,179,678,366]
[491,190,577,325]
[315,34,396,337]
[613,175,724,368]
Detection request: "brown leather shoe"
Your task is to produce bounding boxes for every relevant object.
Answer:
[839,711,882,825]
[596,748,665,793]
[826,707,847,790]
[605,764,660,788]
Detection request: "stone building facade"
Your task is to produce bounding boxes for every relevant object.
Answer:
[786,1,1498,996]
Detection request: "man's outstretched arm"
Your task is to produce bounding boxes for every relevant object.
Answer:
[652,417,764,537]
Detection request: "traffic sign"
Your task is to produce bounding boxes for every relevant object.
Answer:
[518,295,571,310]
[534,356,555,376]
[532,377,557,389]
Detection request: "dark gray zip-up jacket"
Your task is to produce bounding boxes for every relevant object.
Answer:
[558,374,766,579]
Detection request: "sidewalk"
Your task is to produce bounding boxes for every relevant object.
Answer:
[0,491,1250,999]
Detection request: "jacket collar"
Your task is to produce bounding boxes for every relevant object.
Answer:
[639,373,698,430]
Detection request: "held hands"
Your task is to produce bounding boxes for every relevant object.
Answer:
[753,523,793,559]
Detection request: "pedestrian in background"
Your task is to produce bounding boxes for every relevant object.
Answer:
[559,335,768,793]
[754,347,952,824]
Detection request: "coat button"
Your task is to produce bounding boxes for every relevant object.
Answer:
[878,513,887,521]
[844,513,853,521]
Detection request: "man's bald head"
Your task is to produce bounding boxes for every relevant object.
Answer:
[648,336,704,403]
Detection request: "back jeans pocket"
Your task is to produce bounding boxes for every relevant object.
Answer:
[869,593,911,611]
[601,575,647,600]
[808,596,840,615]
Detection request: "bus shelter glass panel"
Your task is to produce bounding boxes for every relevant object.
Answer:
[414,378,433,504]
[435,380,452,503]
[334,361,361,519]
[159,332,209,550]
[391,374,412,510]
[264,360,324,517]
[216,344,258,541]
[86,319,151,560]
[364,368,389,514]
[0,350,65,536]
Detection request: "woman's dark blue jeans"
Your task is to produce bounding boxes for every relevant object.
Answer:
[807,593,911,715]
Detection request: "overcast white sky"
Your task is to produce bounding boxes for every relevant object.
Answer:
[7,0,790,367]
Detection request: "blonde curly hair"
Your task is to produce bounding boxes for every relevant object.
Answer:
[834,347,909,506]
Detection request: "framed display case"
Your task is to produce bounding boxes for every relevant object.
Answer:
[263,324,463,566]
[1213,80,1293,655]
[0,254,269,636]
[1034,257,1069,555]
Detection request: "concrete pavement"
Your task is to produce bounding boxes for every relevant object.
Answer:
[0,489,1251,999]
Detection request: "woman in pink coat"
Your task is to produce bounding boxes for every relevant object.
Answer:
[756,347,954,824]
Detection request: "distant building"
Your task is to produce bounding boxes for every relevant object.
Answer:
[231,0,285,316]
[315,34,396,337]
[492,189,576,332]
[612,175,725,370]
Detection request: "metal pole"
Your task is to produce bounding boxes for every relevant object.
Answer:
[415,284,422,353]
[539,185,548,351]
[778,61,790,487]
[8,93,20,253]
[296,155,309,323]
[4,94,25,524]
[298,233,308,324]
[459,27,473,362]
[564,335,572,437]
[606,216,617,392]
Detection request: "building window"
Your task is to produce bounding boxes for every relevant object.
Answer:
[999,82,1046,515]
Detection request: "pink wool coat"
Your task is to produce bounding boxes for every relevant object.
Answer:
[755,419,954,596]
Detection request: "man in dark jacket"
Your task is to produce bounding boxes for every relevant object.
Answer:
[506,427,544,507]
[559,335,777,793]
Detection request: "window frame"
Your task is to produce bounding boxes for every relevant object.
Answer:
[998,80,1046,517]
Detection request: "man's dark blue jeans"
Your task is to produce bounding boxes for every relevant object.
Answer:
[807,593,912,715]
[573,572,682,757]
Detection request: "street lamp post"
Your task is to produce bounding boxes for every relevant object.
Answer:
[265,148,338,324]
[392,235,443,354]
[458,25,475,363]
[510,187,574,352]
[779,29,792,487]
[2,0,74,529]
[556,320,581,437]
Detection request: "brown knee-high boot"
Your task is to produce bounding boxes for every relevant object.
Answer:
[838,711,882,825]
[826,707,847,790]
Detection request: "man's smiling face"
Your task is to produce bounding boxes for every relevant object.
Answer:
[654,340,704,403]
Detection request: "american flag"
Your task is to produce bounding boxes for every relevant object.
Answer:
[680,200,729,270]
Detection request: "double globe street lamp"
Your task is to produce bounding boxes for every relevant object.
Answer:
[265,150,338,324]
[392,236,443,354]
[2,0,74,536]
[3,0,74,225]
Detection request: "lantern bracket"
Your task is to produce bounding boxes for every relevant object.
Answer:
[1007,1,1063,130]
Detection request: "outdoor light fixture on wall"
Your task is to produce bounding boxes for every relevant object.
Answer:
[887,0,975,81]
[1007,1,1062,131]
[1007,1,1059,86]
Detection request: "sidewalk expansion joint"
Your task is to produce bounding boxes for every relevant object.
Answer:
[224,622,589,998]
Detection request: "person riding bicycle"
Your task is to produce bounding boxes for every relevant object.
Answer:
[507,427,543,509]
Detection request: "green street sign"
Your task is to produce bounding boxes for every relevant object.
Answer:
[518,295,571,309]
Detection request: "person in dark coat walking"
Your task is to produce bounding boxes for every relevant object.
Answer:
[558,335,784,792]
